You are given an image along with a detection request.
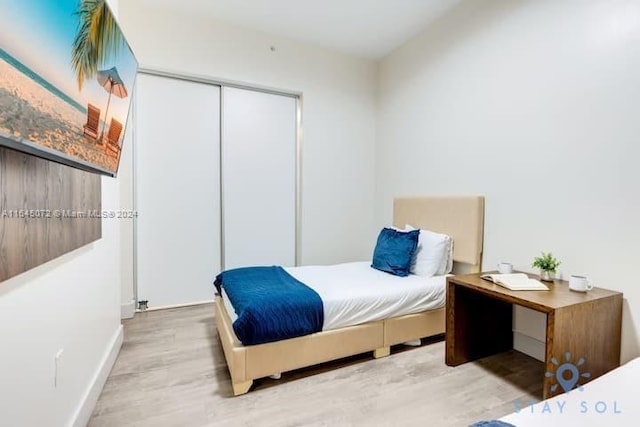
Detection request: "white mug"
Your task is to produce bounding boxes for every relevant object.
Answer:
[498,262,513,274]
[569,275,593,292]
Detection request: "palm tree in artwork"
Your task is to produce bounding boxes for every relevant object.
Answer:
[71,0,124,90]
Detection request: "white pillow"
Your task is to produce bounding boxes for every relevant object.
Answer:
[405,224,453,277]
[438,238,454,275]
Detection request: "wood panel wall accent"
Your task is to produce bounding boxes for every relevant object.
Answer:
[0,146,101,282]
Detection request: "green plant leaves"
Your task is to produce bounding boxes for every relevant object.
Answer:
[532,251,561,271]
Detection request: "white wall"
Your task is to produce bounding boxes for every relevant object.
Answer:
[120,1,378,268]
[0,1,125,425]
[119,112,135,317]
[377,0,640,363]
[0,179,122,427]
[0,173,123,427]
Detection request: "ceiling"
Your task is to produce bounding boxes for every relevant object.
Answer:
[147,0,462,59]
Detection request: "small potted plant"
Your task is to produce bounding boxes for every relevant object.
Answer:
[532,252,561,281]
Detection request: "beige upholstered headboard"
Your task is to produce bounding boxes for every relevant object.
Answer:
[393,196,485,270]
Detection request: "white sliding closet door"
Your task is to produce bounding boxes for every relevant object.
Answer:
[222,87,297,269]
[135,74,221,308]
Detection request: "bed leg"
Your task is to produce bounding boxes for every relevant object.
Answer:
[373,346,390,359]
[232,380,253,396]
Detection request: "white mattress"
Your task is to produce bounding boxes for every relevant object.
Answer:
[500,357,640,426]
[221,261,446,331]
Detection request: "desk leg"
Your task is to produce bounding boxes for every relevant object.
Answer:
[543,295,622,399]
[446,282,513,366]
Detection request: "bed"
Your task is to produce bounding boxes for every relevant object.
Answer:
[489,356,640,426]
[215,196,485,395]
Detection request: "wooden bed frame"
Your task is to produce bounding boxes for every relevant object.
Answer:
[215,196,485,395]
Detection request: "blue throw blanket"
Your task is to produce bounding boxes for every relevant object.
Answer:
[215,266,324,345]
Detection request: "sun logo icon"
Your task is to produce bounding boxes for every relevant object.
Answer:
[545,352,591,393]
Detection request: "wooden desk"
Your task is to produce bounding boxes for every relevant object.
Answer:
[445,273,623,399]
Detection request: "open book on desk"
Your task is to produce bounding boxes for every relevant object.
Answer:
[480,273,549,291]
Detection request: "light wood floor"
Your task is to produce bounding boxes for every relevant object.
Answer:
[89,304,542,427]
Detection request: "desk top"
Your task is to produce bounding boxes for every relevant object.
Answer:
[448,272,622,313]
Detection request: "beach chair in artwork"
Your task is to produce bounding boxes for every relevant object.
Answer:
[105,118,123,156]
[83,104,101,139]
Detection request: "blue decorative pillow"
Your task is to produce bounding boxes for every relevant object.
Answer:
[371,228,420,277]
[469,421,516,427]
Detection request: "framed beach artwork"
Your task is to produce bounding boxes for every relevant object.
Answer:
[0,0,138,177]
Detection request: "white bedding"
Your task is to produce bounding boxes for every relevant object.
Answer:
[500,357,640,426]
[222,261,446,331]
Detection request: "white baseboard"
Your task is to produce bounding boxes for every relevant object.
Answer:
[71,325,123,427]
[121,299,136,319]
[141,299,215,312]
[513,331,545,362]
